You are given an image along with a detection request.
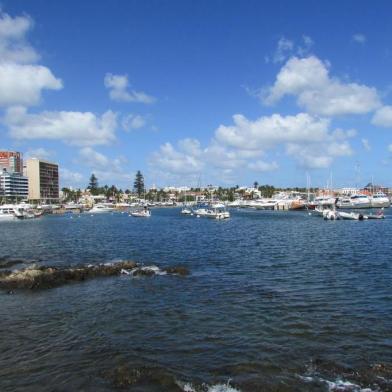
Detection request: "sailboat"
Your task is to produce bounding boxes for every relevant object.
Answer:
[181,189,193,215]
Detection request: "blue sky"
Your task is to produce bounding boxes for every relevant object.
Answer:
[1,0,392,189]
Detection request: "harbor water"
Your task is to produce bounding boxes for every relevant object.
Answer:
[1,208,392,391]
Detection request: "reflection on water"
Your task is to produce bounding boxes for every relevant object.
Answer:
[1,208,392,391]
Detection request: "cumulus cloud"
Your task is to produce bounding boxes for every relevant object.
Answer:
[0,11,39,63]
[264,56,380,116]
[215,112,331,150]
[0,11,63,107]
[122,114,146,131]
[0,63,62,107]
[371,105,392,127]
[5,106,117,146]
[352,33,366,44]
[215,112,354,169]
[104,73,156,104]
[272,37,294,63]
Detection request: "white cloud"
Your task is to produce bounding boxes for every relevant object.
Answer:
[361,138,371,151]
[273,37,294,63]
[248,160,279,172]
[388,144,392,153]
[0,11,63,108]
[104,73,156,104]
[215,112,354,169]
[122,114,146,131]
[215,112,331,150]
[150,140,204,175]
[25,147,53,160]
[352,33,366,44]
[79,147,109,167]
[0,63,62,107]
[5,106,117,146]
[0,11,39,64]
[371,105,392,127]
[264,56,380,116]
[60,168,83,186]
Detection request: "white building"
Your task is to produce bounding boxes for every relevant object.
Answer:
[0,169,29,199]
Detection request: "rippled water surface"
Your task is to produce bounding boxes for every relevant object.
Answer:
[1,208,392,391]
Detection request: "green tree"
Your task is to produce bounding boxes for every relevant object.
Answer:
[133,170,145,197]
[88,174,99,195]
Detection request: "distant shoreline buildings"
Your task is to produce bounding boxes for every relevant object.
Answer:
[0,150,59,204]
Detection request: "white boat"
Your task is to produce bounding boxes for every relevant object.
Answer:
[308,195,337,209]
[89,203,115,213]
[322,209,340,220]
[369,192,390,208]
[337,194,371,209]
[0,205,17,220]
[338,211,365,220]
[181,207,193,215]
[130,208,151,217]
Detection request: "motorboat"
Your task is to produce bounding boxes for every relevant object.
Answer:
[337,194,371,209]
[0,205,17,220]
[338,211,365,220]
[130,208,151,217]
[369,192,390,208]
[307,195,337,210]
[180,207,193,215]
[89,203,115,213]
[322,209,340,220]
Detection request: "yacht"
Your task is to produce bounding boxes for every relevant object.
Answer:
[89,203,115,213]
[307,195,337,209]
[337,194,371,209]
[369,192,390,208]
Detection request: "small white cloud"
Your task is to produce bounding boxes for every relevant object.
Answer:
[361,138,371,151]
[273,37,294,63]
[388,144,392,153]
[60,168,83,186]
[122,114,146,131]
[372,105,392,127]
[25,147,53,160]
[5,106,117,146]
[79,147,109,168]
[248,160,279,172]
[104,73,156,104]
[352,33,367,44]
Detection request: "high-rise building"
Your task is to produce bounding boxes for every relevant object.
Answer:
[0,169,29,199]
[26,158,59,203]
[0,151,23,173]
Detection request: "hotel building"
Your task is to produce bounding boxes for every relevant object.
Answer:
[25,158,59,203]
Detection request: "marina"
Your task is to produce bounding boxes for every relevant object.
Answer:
[1,207,391,391]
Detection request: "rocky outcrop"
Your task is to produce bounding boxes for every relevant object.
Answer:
[0,261,189,291]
